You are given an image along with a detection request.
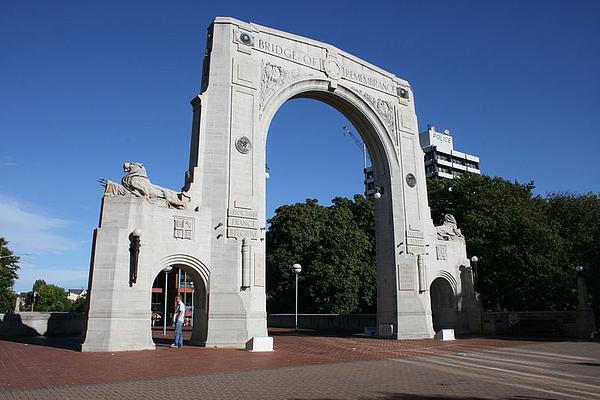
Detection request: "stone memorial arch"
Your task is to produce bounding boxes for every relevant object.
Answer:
[81,17,480,352]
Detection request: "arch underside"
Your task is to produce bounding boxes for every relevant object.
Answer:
[261,79,399,179]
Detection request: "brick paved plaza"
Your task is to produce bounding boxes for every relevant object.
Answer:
[1,329,599,399]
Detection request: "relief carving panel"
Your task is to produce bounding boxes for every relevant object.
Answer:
[174,216,194,240]
[259,62,313,118]
[354,88,396,133]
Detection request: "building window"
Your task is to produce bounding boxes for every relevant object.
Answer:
[179,270,194,289]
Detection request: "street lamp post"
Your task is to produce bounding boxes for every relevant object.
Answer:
[163,266,173,336]
[291,263,302,330]
[470,256,479,293]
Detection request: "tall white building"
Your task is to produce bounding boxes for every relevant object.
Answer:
[364,126,481,196]
[419,126,480,179]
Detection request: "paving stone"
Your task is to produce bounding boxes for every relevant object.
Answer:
[1,329,598,399]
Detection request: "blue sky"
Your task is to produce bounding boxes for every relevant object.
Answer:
[1,1,599,292]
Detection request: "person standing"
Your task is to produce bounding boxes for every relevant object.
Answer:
[170,295,185,348]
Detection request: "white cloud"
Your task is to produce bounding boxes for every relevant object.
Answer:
[0,194,76,254]
[14,262,89,292]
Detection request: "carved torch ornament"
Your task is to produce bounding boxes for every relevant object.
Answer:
[129,229,141,287]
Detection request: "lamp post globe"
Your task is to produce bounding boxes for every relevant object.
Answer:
[292,263,302,275]
[576,265,584,273]
[470,256,479,293]
[132,228,142,238]
[291,263,302,330]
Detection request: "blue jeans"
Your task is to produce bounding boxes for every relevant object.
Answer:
[175,320,183,347]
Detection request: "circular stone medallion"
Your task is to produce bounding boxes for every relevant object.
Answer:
[235,136,252,154]
[406,173,417,187]
[324,59,341,79]
[239,32,253,45]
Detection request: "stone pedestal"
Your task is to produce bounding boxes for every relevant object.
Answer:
[434,329,455,341]
[245,336,273,352]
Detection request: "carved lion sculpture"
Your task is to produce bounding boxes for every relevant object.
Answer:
[436,214,464,240]
[100,162,190,209]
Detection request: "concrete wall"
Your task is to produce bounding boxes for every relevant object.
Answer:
[482,311,580,338]
[0,312,84,338]
[268,314,376,332]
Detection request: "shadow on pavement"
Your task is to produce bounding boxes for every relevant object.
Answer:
[269,327,365,338]
[576,361,600,367]
[0,326,582,354]
[0,335,81,351]
[269,327,573,344]
[0,327,193,351]
[292,393,553,400]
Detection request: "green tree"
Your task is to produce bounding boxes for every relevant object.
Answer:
[266,196,376,314]
[427,175,573,311]
[32,279,46,293]
[69,295,87,313]
[35,284,69,312]
[0,238,20,313]
[545,193,600,321]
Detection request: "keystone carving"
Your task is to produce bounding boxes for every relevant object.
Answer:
[100,162,190,209]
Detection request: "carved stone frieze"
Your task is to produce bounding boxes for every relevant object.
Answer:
[259,62,311,118]
[354,88,396,133]
[436,245,447,260]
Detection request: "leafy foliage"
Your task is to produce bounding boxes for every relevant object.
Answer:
[427,174,599,313]
[35,284,70,312]
[69,295,87,313]
[266,196,376,314]
[266,179,599,317]
[0,238,20,313]
[32,279,46,293]
[545,193,600,319]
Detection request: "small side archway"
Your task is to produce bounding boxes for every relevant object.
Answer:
[430,276,458,332]
[151,254,210,346]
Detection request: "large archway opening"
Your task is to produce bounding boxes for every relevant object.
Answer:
[262,82,396,334]
[430,277,457,332]
[149,263,208,346]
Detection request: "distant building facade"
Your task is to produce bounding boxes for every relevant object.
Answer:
[419,126,480,179]
[363,126,481,196]
[67,289,87,302]
[363,167,376,197]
